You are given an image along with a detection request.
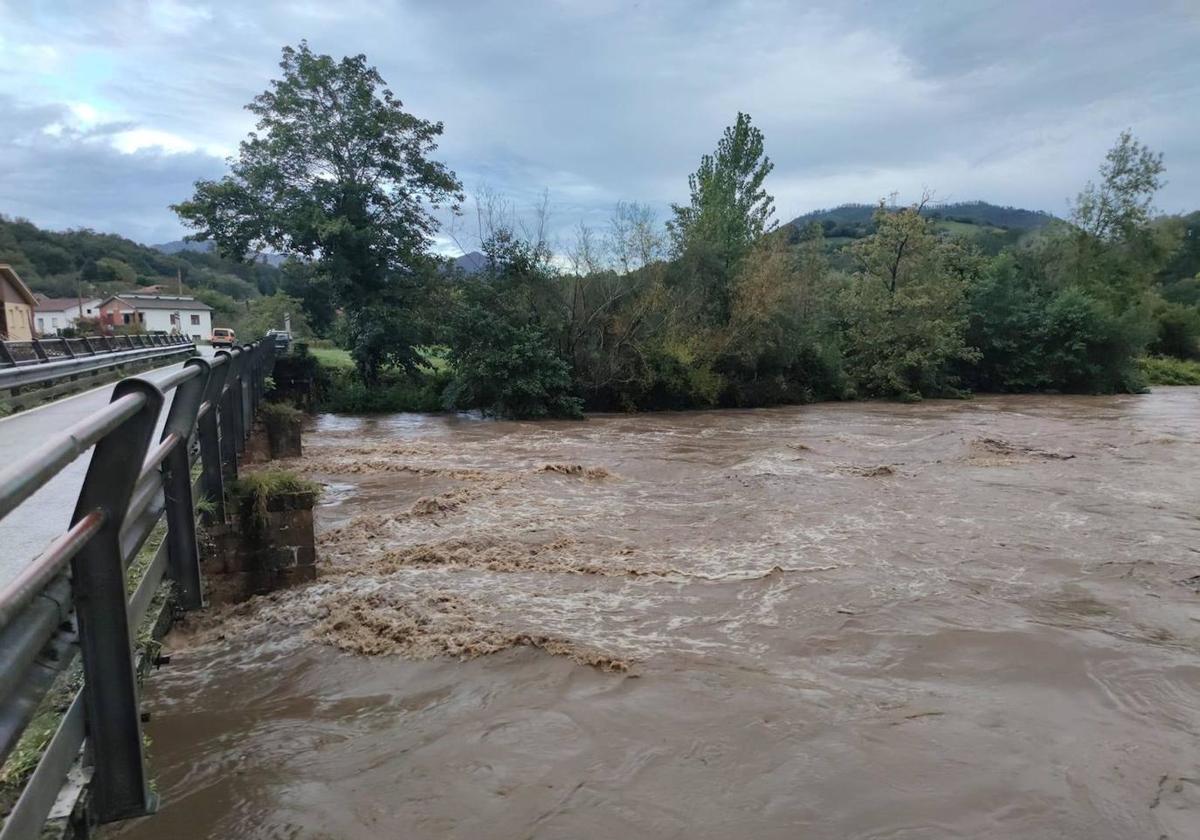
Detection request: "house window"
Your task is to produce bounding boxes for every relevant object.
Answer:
[137,312,145,323]
[51,317,58,329]
[86,308,92,314]
[170,313,180,325]
[192,334,201,341]
[123,313,131,325]
[190,314,200,325]
[37,317,44,331]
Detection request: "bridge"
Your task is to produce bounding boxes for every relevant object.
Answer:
[0,336,278,838]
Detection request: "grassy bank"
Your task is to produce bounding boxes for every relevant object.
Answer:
[1140,356,1200,386]
[312,347,452,413]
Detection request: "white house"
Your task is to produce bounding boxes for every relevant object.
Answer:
[33,295,104,336]
[98,294,213,341]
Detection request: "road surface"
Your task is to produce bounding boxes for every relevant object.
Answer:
[0,352,211,586]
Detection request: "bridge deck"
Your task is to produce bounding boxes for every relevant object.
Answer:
[0,352,212,585]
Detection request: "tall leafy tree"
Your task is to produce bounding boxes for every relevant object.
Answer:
[668,112,776,265]
[173,42,462,382]
[839,202,981,398]
[666,113,776,324]
[1072,130,1165,242]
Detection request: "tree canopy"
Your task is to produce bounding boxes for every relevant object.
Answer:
[174,41,462,381]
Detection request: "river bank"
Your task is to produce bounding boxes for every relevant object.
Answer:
[112,388,1200,839]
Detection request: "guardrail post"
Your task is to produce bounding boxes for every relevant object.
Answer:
[161,357,210,610]
[199,351,231,523]
[69,378,163,823]
[234,348,249,454]
[31,340,48,361]
[219,349,243,479]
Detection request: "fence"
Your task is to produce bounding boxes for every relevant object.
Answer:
[0,339,276,838]
[0,336,197,413]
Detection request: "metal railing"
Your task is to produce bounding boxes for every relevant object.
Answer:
[0,336,197,410]
[0,339,276,837]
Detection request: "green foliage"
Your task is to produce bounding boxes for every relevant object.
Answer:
[317,366,450,413]
[174,41,462,383]
[237,292,311,339]
[1040,288,1148,393]
[93,256,136,285]
[0,215,281,315]
[310,346,355,370]
[260,401,304,424]
[1139,355,1200,385]
[1149,299,1200,359]
[229,469,321,526]
[1072,130,1165,242]
[837,203,980,398]
[668,112,776,297]
[193,288,240,327]
[442,234,583,419]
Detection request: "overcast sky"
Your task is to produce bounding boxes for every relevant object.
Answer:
[0,0,1196,252]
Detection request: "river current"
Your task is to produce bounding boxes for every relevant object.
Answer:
[113,389,1200,839]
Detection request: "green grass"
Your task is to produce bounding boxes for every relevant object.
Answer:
[307,345,453,413]
[1139,356,1200,385]
[260,401,304,424]
[310,347,354,370]
[309,345,450,373]
[229,469,321,526]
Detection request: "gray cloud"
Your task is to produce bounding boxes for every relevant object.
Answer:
[0,0,1196,250]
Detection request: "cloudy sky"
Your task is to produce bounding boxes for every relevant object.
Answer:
[0,0,1196,252]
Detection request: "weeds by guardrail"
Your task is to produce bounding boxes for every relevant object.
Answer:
[0,338,275,838]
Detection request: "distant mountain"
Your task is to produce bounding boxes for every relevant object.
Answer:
[153,239,287,267]
[789,201,1057,236]
[453,251,487,274]
[153,238,213,255]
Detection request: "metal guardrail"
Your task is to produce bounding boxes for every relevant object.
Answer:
[0,339,276,837]
[0,334,193,368]
[0,335,195,395]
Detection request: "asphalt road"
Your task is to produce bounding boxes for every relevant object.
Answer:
[0,352,211,586]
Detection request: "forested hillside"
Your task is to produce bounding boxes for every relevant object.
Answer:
[0,215,304,335]
[788,201,1060,257]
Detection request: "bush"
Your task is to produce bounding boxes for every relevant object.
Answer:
[442,319,582,418]
[1041,288,1150,393]
[1149,300,1200,359]
[316,367,451,413]
[1139,355,1200,385]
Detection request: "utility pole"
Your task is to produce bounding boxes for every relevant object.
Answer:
[175,267,183,335]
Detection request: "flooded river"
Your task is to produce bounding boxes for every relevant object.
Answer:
[113,389,1200,839]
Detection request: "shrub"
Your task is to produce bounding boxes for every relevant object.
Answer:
[1139,355,1200,385]
[316,367,450,413]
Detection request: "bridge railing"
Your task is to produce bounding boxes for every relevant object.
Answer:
[0,335,198,412]
[0,339,275,838]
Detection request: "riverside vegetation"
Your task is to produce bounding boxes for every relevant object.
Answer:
[7,42,1198,415]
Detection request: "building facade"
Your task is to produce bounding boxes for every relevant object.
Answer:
[98,294,214,341]
[0,264,36,341]
[33,296,104,336]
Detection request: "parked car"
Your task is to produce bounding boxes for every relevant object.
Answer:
[210,327,236,348]
[265,329,292,352]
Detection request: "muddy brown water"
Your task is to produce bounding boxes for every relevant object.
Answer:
[111,389,1200,839]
